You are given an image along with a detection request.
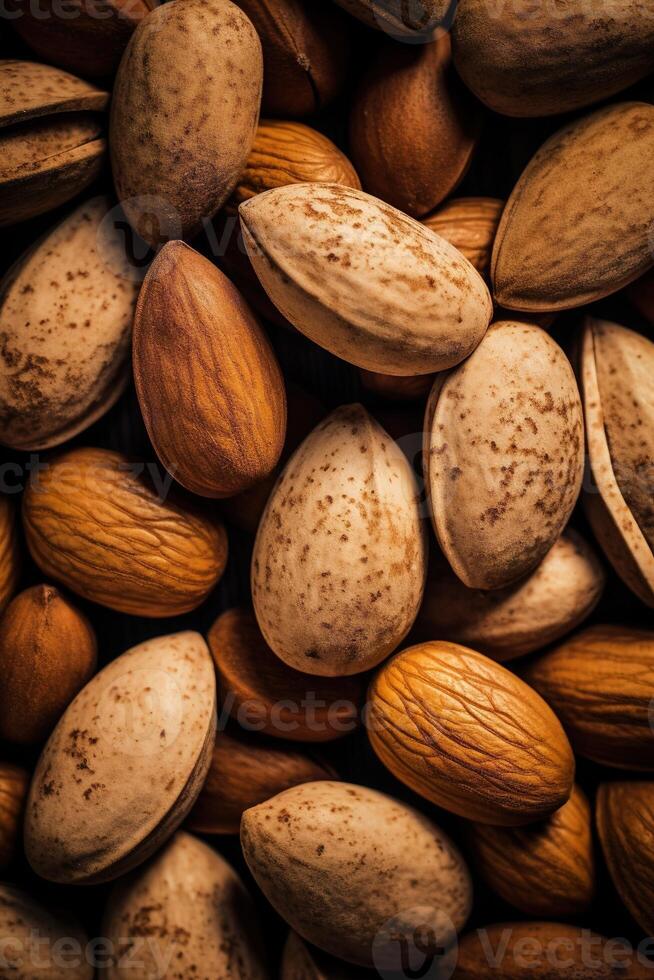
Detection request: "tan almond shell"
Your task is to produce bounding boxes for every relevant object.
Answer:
[368,641,575,825]
[424,321,584,590]
[110,0,262,247]
[251,404,427,676]
[24,632,216,884]
[0,883,93,979]
[422,197,504,278]
[451,0,654,117]
[0,197,139,450]
[240,182,492,376]
[0,60,109,124]
[333,0,449,37]
[0,496,20,614]
[0,762,29,870]
[491,102,654,312]
[281,931,375,979]
[596,782,654,938]
[467,784,595,918]
[240,780,472,968]
[580,317,654,607]
[103,831,267,979]
[524,625,654,770]
[231,120,360,209]
[414,530,605,662]
[133,240,287,498]
[22,447,228,617]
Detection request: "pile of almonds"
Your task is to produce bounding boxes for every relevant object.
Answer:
[0,0,654,977]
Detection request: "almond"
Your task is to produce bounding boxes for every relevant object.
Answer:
[467,784,595,917]
[25,631,216,884]
[596,781,654,938]
[22,447,228,617]
[422,197,504,278]
[0,762,29,870]
[368,641,575,825]
[492,102,654,312]
[133,240,287,498]
[0,496,20,614]
[110,0,262,247]
[281,931,363,980]
[524,625,654,770]
[334,0,449,38]
[240,183,492,375]
[252,404,427,676]
[0,884,93,979]
[349,34,480,218]
[424,321,584,590]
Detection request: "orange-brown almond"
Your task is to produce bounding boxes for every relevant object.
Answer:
[0,585,97,745]
[133,241,286,499]
[422,197,504,278]
[0,762,29,870]
[0,496,20,614]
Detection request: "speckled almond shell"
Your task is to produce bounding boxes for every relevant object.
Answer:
[580,317,654,607]
[251,404,427,676]
[333,0,450,37]
[0,60,109,124]
[110,0,262,247]
[0,198,138,450]
[239,183,492,376]
[0,883,93,979]
[424,321,584,590]
[103,831,267,979]
[491,103,654,312]
[240,780,472,968]
[368,641,575,825]
[451,0,654,117]
[414,530,605,662]
[24,632,216,885]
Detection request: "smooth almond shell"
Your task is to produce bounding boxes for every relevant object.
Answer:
[414,530,605,661]
[349,34,480,218]
[424,321,584,590]
[133,240,287,498]
[0,496,20,613]
[22,447,228,617]
[0,884,93,979]
[0,585,97,745]
[252,404,427,676]
[0,197,139,450]
[452,0,654,117]
[282,931,374,979]
[580,318,654,607]
[0,762,29,870]
[467,784,595,917]
[241,780,472,967]
[422,197,504,278]
[103,831,266,979]
[25,631,216,884]
[492,102,654,312]
[209,607,365,740]
[110,0,262,247]
[596,782,654,938]
[368,641,575,825]
[240,182,492,375]
[524,625,654,770]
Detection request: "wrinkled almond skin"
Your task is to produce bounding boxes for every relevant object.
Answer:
[233,0,350,117]
[25,632,216,884]
[334,0,451,38]
[349,35,480,218]
[596,782,654,938]
[0,197,139,450]
[209,608,364,740]
[368,641,575,825]
[240,183,492,375]
[110,0,263,247]
[231,120,360,208]
[134,241,286,498]
[188,729,335,834]
[524,625,654,770]
[0,585,97,745]
[424,321,584,590]
[0,763,29,870]
[103,831,267,979]
[414,531,605,662]
[241,780,472,968]
[492,102,654,312]
[252,404,427,676]
[0,884,93,980]
[281,931,372,979]
[22,447,228,617]
[422,197,504,278]
[467,785,595,917]
[0,496,20,614]
[451,0,654,118]
[580,318,654,607]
